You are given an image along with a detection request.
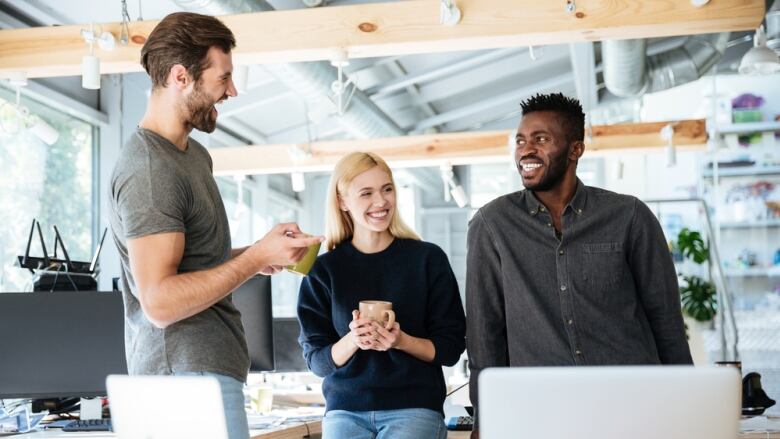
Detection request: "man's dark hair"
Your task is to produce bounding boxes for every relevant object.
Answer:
[141,12,236,89]
[520,92,585,143]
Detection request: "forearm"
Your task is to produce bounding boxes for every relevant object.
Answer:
[396,332,436,362]
[331,334,359,367]
[144,249,268,327]
[230,246,250,259]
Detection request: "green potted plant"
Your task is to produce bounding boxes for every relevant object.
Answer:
[672,228,718,365]
[675,228,718,323]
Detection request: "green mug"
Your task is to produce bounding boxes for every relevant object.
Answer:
[286,240,321,276]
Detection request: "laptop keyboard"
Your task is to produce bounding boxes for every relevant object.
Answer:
[447,415,474,431]
[62,419,112,432]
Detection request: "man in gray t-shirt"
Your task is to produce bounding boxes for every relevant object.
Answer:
[108,13,322,439]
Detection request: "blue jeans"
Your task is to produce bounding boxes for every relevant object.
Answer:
[322,408,447,439]
[173,371,249,439]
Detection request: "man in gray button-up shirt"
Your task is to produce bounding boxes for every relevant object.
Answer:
[466,93,692,435]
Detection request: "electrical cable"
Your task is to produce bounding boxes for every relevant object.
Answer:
[446,381,468,398]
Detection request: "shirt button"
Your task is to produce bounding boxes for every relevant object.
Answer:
[577,208,583,214]
[560,285,567,291]
[567,319,573,325]
[539,206,546,212]
[547,222,553,227]
[558,249,564,255]
[530,210,537,215]
[575,350,583,356]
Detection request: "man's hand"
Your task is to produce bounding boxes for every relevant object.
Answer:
[247,223,323,271]
[258,265,284,275]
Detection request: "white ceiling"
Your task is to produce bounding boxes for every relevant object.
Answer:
[0,0,761,148]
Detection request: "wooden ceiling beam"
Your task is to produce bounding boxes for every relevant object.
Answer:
[210,119,706,175]
[0,0,764,80]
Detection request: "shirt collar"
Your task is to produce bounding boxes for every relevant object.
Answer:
[523,178,587,217]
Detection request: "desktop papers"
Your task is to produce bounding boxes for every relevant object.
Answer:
[741,414,780,434]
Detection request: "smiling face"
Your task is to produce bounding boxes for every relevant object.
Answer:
[180,46,237,133]
[514,111,581,192]
[338,166,396,235]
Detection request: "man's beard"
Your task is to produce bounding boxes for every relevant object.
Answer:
[519,149,569,192]
[183,83,217,133]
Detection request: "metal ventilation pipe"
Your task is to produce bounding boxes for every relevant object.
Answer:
[173,0,404,138]
[767,0,780,54]
[603,33,729,98]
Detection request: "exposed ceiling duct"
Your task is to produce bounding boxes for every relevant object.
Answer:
[602,32,730,98]
[767,0,780,54]
[173,0,404,139]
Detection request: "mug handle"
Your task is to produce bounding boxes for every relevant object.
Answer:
[382,310,395,329]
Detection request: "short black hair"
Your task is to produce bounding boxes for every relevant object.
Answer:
[519,93,585,143]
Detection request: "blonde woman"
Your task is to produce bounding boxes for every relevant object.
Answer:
[297,152,466,439]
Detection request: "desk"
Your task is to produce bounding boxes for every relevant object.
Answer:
[446,432,780,438]
[5,421,322,439]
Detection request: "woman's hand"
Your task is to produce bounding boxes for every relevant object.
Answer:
[348,310,376,350]
[369,321,403,351]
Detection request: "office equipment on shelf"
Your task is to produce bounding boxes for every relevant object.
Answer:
[0,291,127,400]
[107,375,228,439]
[478,366,740,439]
[62,419,112,432]
[447,415,473,431]
[232,275,275,372]
[16,218,107,291]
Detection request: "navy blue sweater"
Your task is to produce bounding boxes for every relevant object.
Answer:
[297,238,466,414]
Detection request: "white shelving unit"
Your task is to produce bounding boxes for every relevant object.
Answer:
[704,122,780,286]
[723,266,780,278]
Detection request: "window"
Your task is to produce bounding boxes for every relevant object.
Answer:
[217,175,303,317]
[0,87,96,292]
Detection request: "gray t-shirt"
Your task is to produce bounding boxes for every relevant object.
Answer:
[108,128,249,382]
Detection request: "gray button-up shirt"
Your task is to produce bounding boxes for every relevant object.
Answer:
[466,180,692,414]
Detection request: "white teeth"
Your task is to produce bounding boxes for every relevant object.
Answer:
[368,211,388,218]
[522,163,542,171]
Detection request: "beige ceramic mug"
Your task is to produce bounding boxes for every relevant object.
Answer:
[358,300,396,329]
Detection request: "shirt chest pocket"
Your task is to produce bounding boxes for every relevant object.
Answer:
[580,242,624,292]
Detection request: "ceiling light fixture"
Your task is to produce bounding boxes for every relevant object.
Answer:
[440,164,468,208]
[738,25,780,75]
[80,24,116,90]
[291,172,306,193]
[233,65,249,94]
[329,50,356,116]
[0,80,59,145]
[288,144,310,193]
[660,123,676,167]
[440,0,462,26]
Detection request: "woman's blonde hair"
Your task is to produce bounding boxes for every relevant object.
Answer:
[325,151,420,250]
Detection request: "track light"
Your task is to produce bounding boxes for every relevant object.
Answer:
[739,25,780,75]
[329,50,356,116]
[80,24,116,90]
[291,172,306,192]
[0,84,59,145]
[440,164,468,208]
[440,0,462,26]
[660,124,676,167]
[233,65,249,94]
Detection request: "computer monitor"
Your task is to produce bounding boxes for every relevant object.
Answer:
[231,275,275,372]
[0,291,128,399]
[273,318,309,373]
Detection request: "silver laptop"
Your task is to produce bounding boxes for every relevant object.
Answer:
[107,375,228,439]
[478,366,740,439]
